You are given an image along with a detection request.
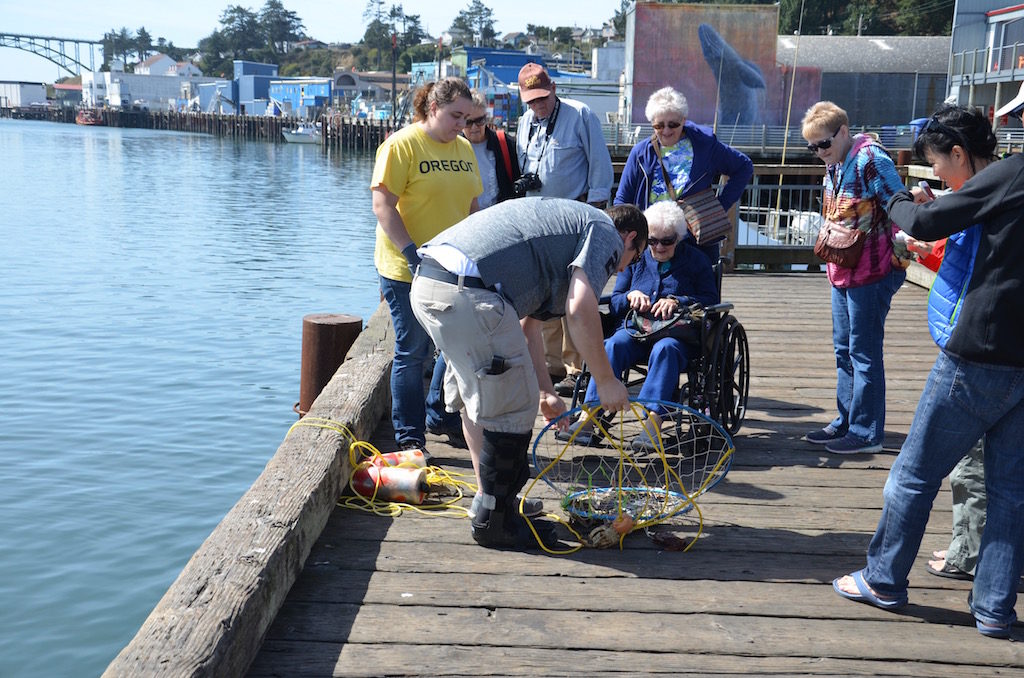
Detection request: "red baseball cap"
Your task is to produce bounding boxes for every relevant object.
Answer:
[518,63,553,102]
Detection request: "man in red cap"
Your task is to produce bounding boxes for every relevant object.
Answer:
[515,61,614,397]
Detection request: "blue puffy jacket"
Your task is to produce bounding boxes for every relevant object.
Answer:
[928,225,981,350]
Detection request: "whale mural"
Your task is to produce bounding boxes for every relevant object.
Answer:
[698,23,766,126]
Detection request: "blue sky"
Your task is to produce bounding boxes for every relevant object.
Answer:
[0,0,622,83]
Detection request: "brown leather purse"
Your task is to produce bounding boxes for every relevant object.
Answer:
[654,135,731,245]
[813,220,867,268]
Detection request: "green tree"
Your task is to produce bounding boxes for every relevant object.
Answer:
[260,0,306,53]
[612,0,630,38]
[401,14,429,50]
[362,18,391,70]
[219,5,263,57]
[136,26,153,60]
[451,0,497,46]
[117,27,134,64]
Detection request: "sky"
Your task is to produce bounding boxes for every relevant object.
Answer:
[0,0,623,83]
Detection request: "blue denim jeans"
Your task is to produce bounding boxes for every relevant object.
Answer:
[583,328,694,416]
[863,351,1024,626]
[830,268,905,444]
[426,352,461,431]
[379,276,450,445]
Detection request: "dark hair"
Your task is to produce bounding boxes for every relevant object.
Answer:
[412,77,472,122]
[606,203,648,250]
[914,104,998,170]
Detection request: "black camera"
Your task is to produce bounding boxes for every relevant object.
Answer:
[513,172,542,198]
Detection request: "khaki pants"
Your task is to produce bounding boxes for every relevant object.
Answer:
[411,276,539,433]
[540,317,582,379]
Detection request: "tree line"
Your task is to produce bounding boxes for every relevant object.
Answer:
[98,0,954,80]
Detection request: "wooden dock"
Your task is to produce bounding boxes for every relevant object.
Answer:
[243,273,1023,677]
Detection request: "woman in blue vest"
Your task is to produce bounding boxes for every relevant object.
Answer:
[833,103,1024,639]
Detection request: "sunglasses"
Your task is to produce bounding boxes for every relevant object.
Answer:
[648,235,678,247]
[806,127,840,153]
[465,115,488,127]
[652,120,682,131]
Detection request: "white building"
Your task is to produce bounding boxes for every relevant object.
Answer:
[135,53,177,76]
[82,68,225,110]
[0,81,47,107]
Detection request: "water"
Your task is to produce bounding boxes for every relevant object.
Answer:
[0,119,381,677]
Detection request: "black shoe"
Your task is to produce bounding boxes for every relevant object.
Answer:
[554,374,581,397]
[471,512,559,550]
[426,422,467,448]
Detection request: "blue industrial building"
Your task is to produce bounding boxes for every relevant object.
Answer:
[268,78,332,118]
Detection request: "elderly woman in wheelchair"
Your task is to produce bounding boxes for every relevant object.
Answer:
[557,201,720,450]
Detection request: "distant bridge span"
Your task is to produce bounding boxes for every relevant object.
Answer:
[0,33,103,76]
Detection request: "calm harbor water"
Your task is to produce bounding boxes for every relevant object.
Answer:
[0,119,381,677]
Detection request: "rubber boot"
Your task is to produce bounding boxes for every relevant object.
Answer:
[471,430,557,549]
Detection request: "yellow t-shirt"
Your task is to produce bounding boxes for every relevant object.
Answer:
[371,124,483,282]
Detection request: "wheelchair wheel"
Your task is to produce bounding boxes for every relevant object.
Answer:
[713,316,749,434]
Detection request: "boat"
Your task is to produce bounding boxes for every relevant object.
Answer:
[282,123,321,144]
[75,108,105,126]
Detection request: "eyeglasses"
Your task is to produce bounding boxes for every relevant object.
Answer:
[648,235,678,247]
[652,120,682,131]
[806,128,840,153]
[465,115,488,128]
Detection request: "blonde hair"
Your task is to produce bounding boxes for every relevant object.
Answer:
[801,101,849,139]
[412,77,472,122]
[643,201,688,240]
[645,87,688,122]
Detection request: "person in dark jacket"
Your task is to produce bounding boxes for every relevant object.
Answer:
[559,201,718,451]
[832,104,1024,640]
[614,86,752,264]
[463,90,520,207]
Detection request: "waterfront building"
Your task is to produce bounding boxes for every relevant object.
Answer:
[0,80,46,107]
[81,55,223,110]
[949,1,1024,130]
[268,77,332,118]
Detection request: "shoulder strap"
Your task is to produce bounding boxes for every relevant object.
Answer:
[651,134,677,201]
[495,129,515,181]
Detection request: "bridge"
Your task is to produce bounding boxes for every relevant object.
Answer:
[0,32,102,76]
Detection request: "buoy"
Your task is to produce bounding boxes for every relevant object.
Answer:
[366,449,428,469]
[350,465,428,504]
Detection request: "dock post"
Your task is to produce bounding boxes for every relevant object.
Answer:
[297,313,363,416]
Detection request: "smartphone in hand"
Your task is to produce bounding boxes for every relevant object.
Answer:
[918,181,936,199]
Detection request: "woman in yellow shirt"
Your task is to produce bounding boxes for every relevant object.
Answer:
[370,78,482,453]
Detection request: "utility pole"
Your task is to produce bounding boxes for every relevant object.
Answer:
[391,33,397,126]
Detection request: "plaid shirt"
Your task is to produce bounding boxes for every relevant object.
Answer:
[822,134,905,288]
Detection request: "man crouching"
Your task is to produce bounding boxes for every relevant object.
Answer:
[410,197,647,549]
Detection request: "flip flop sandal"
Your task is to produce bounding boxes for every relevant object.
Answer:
[832,569,908,610]
[926,560,973,581]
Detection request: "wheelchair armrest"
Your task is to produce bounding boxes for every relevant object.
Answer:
[703,302,734,315]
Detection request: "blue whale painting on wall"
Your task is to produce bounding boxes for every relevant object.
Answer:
[698,23,766,126]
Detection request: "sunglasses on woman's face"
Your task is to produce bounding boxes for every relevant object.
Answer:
[652,120,682,131]
[648,235,678,247]
[465,115,488,128]
[806,128,840,153]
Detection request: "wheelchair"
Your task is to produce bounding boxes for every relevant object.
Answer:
[569,260,750,435]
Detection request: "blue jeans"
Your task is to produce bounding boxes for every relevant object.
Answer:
[863,351,1024,626]
[830,268,905,444]
[584,328,694,416]
[426,353,461,431]
[379,276,451,445]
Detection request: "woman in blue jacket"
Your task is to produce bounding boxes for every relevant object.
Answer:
[559,201,719,450]
[614,86,753,264]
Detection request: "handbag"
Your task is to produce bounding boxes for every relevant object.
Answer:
[677,188,732,245]
[813,219,868,268]
[624,305,699,344]
[653,135,731,245]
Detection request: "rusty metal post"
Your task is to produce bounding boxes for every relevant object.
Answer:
[296,313,362,417]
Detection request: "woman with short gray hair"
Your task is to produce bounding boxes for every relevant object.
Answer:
[615,85,752,264]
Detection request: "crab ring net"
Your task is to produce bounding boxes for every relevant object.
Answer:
[532,399,734,526]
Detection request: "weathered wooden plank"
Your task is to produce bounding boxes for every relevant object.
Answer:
[104,304,395,677]
[257,603,1024,668]
[250,642,1007,678]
